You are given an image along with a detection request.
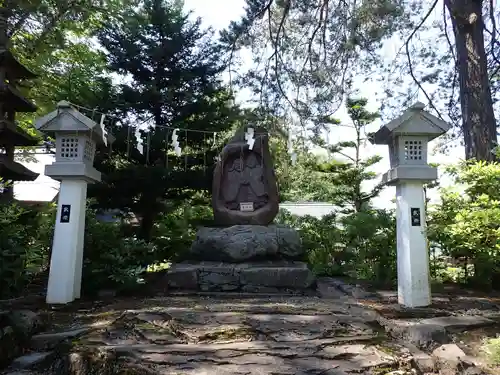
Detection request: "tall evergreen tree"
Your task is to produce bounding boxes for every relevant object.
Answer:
[91,0,238,239]
[299,98,383,213]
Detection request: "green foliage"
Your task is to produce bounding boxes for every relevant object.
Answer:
[339,209,396,284]
[9,0,123,140]
[276,210,342,275]
[0,199,54,299]
[221,0,411,118]
[313,98,383,213]
[428,160,500,288]
[482,337,500,365]
[81,199,213,294]
[281,98,384,211]
[82,206,156,293]
[279,153,340,202]
[275,99,397,284]
[277,208,397,284]
[90,0,240,240]
[151,202,213,261]
[0,203,32,298]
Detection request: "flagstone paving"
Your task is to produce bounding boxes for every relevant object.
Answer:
[2,295,410,374]
[3,282,500,374]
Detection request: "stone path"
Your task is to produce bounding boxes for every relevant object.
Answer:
[2,295,410,375]
[2,280,500,374]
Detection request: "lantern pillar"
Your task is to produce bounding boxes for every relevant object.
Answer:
[396,181,429,307]
[49,180,88,302]
[370,102,451,308]
[35,101,113,304]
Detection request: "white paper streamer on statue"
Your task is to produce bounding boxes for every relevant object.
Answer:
[287,131,293,154]
[99,114,108,146]
[245,127,255,150]
[171,128,182,156]
[135,127,144,155]
[287,131,297,165]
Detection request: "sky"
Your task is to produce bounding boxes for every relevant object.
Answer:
[181,0,464,208]
[16,0,465,207]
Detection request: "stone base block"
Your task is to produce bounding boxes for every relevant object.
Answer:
[189,225,303,263]
[163,261,316,294]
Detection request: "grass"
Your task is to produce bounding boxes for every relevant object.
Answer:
[146,261,171,273]
[482,337,500,366]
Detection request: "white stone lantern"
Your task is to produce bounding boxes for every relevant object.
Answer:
[34,101,114,304]
[370,102,451,308]
[35,101,113,182]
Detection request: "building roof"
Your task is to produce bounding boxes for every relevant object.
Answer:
[279,202,336,218]
[0,155,39,181]
[0,119,39,147]
[0,49,36,80]
[0,83,37,112]
[13,153,59,202]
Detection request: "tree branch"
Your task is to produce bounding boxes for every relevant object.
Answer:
[404,0,444,120]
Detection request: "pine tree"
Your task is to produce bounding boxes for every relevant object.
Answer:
[311,98,382,213]
[90,0,238,239]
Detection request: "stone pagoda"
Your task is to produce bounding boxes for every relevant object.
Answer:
[0,8,39,199]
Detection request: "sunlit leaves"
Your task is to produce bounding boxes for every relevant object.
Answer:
[428,160,500,287]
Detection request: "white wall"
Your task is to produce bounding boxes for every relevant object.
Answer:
[280,202,336,218]
[14,153,59,202]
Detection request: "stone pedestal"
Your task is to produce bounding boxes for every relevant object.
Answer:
[164,225,316,294]
[165,261,315,293]
[189,225,303,262]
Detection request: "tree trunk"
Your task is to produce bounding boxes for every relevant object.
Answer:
[138,194,159,241]
[445,0,497,160]
[139,210,155,241]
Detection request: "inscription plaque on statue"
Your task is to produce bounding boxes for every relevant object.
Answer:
[60,204,71,223]
[239,202,254,212]
[410,207,421,227]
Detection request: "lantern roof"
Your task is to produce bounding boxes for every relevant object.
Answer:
[370,102,451,145]
[34,101,114,146]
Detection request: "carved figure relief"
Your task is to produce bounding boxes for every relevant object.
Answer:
[223,151,267,211]
[212,127,279,226]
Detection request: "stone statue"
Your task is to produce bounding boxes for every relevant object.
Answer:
[164,126,315,293]
[212,126,279,225]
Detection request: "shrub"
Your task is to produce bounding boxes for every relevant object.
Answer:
[276,208,397,283]
[276,210,343,275]
[151,203,213,262]
[428,160,500,289]
[0,201,54,298]
[82,207,156,294]
[339,209,397,285]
